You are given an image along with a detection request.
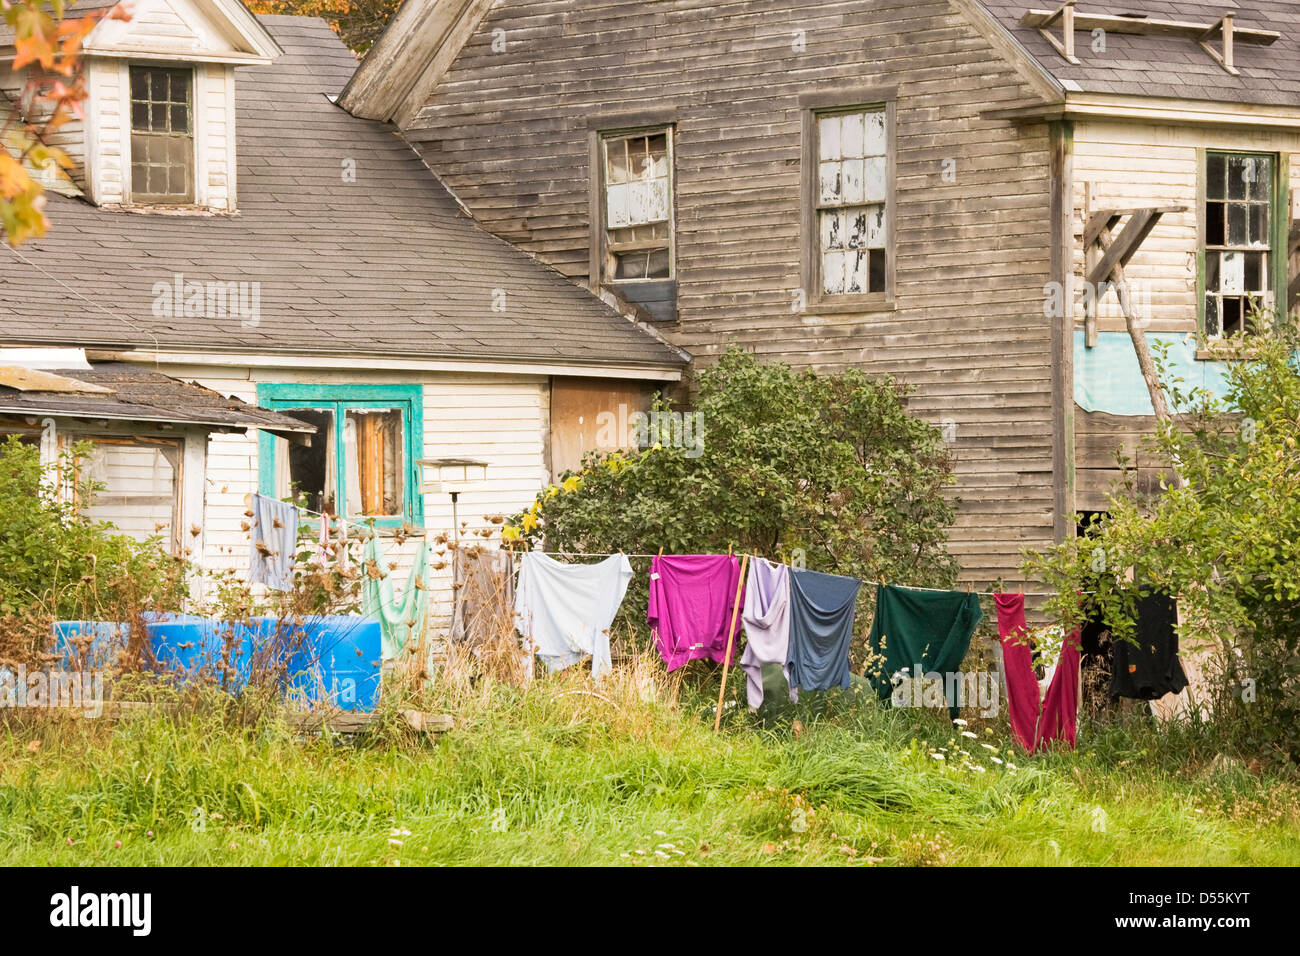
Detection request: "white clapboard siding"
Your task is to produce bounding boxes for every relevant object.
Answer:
[1072,121,1300,336]
[187,368,548,631]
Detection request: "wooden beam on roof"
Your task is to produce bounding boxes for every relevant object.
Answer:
[1036,0,1081,65]
[1019,9,1280,44]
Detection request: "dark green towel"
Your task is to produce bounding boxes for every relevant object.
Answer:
[867,584,983,718]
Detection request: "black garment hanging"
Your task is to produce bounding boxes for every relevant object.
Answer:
[1109,592,1188,701]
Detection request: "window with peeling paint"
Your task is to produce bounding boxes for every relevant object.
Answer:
[1204,151,1275,337]
[815,107,887,296]
[601,129,673,280]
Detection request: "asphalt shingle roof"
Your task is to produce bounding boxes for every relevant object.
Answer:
[0,361,316,434]
[0,15,685,371]
[979,0,1300,106]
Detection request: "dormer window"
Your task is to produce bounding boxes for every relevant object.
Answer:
[129,66,194,205]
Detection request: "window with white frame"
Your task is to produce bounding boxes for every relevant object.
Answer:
[129,65,194,204]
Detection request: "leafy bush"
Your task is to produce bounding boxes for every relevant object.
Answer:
[0,436,186,622]
[1026,323,1300,763]
[505,348,960,651]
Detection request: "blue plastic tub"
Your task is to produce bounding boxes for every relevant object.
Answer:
[287,617,382,712]
[53,614,383,712]
[51,621,131,670]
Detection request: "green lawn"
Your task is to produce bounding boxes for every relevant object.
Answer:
[2,666,1297,866]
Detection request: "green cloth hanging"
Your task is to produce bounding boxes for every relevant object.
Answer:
[866,584,983,718]
[361,533,430,661]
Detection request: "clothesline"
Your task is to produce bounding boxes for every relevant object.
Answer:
[248,495,1085,598]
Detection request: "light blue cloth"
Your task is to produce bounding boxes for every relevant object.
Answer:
[514,552,632,679]
[361,533,430,662]
[787,568,861,692]
[248,494,299,591]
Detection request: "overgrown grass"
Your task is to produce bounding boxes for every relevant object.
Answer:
[2,660,1297,866]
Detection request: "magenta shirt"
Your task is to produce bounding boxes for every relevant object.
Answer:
[648,554,744,670]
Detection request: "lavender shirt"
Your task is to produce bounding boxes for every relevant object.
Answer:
[740,558,797,709]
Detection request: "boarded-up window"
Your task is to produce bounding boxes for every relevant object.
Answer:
[80,437,180,549]
[1204,152,1274,337]
[601,129,674,280]
[129,66,193,204]
[815,107,888,295]
[344,409,403,517]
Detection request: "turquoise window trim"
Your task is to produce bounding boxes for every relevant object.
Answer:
[255,383,424,529]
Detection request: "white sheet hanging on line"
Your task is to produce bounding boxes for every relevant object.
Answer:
[513,551,633,680]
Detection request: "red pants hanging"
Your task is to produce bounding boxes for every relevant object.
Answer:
[994,593,1081,752]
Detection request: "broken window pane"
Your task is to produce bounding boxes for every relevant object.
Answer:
[1222,296,1243,335]
[1206,202,1225,246]
[815,106,889,297]
[1203,152,1276,338]
[1206,153,1226,200]
[868,249,887,292]
[81,438,179,548]
[277,408,336,515]
[602,128,673,282]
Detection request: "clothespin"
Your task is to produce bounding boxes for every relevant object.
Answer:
[966,581,973,594]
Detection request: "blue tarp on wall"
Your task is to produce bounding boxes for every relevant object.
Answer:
[1073,330,1235,416]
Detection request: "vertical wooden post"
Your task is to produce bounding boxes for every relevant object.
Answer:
[1222,14,1234,73]
[713,552,750,733]
[1062,1,1075,61]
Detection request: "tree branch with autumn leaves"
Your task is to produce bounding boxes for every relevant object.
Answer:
[1,0,131,246]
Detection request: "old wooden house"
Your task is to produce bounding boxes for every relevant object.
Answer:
[0,5,685,623]
[340,0,1300,587]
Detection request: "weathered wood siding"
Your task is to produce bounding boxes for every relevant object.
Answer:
[400,0,1059,585]
[1070,120,1300,510]
[1071,120,1300,336]
[84,58,237,210]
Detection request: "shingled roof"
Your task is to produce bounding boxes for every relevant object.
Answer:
[978,1,1300,106]
[0,361,316,436]
[0,15,686,372]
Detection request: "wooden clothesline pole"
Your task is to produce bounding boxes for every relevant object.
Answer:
[713,552,750,733]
